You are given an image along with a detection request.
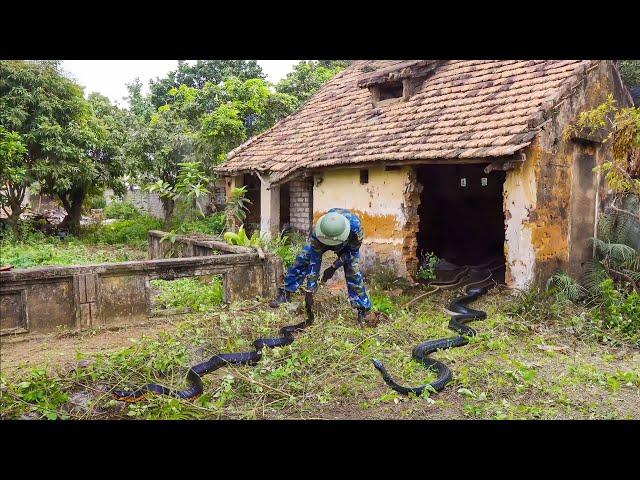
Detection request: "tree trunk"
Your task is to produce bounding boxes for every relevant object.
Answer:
[59,189,85,235]
[162,197,175,230]
[5,186,25,235]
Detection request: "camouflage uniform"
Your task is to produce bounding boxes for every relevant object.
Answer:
[282,208,371,312]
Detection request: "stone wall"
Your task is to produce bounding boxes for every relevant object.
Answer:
[0,234,283,336]
[289,179,313,234]
[123,187,165,219]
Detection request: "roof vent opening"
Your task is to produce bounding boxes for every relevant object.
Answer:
[378,81,404,101]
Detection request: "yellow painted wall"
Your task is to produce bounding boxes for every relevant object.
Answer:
[313,166,409,245]
[312,166,411,274]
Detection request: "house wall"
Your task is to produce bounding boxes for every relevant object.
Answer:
[504,60,632,288]
[312,166,414,275]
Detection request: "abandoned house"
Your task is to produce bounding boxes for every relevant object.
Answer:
[215,60,634,290]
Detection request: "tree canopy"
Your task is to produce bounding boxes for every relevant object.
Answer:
[0,61,129,232]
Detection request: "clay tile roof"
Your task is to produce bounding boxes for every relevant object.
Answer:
[216,60,596,182]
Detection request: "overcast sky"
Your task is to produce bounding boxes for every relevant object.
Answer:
[60,60,300,107]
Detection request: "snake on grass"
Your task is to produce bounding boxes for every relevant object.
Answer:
[372,260,503,396]
[113,292,315,402]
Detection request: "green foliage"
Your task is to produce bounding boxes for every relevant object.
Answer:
[82,215,162,246]
[224,186,251,230]
[547,271,585,302]
[146,161,210,216]
[0,367,69,420]
[506,286,572,324]
[175,212,226,236]
[565,95,640,197]
[151,277,223,313]
[371,294,394,316]
[103,200,141,220]
[223,225,263,247]
[0,230,148,268]
[619,60,640,88]
[149,60,265,109]
[592,278,640,339]
[275,61,348,108]
[264,231,305,268]
[0,61,130,233]
[416,252,438,281]
[84,193,107,210]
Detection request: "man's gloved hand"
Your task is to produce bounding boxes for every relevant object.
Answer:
[321,265,337,283]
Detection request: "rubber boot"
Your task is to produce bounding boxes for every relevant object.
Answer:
[269,288,291,308]
[356,308,367,325]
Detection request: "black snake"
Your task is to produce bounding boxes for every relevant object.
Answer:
[113,292,315,402]
[372,260,503,396]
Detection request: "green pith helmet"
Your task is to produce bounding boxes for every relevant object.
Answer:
[315,212,350,246]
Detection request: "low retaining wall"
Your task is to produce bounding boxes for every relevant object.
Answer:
[1,242,283,335]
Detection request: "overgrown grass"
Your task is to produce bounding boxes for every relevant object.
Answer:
[2,280,638,420]
[0,230,150,268]
[151,276,224,313]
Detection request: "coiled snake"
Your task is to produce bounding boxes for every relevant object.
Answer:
[113,292,315,402]
[372,260,503,396]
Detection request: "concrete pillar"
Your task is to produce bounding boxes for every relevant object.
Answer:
[260,174,280,238]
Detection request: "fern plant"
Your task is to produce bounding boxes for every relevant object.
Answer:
[581,210,640,297]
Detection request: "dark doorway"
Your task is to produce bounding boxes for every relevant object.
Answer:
[280,182,290,231]
[416,164,506,268]
[243,174,261,233]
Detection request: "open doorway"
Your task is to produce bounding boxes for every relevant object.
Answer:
[279,182,290,232]
[416,164,506,276]
[243,174,261,234]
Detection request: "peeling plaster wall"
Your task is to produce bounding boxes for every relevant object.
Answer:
[504,60,632,288]
[312,166,412,274]
[504,154,538,289]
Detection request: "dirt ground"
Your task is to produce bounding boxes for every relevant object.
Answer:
[0,316,183,376]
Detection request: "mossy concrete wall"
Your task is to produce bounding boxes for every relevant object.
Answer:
[1,242,283,335]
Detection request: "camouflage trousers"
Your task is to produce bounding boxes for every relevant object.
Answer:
[282,244,372,311]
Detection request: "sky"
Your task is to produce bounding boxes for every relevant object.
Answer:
[60,60,300,107]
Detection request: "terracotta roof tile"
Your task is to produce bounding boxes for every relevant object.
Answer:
[216,60,595,181]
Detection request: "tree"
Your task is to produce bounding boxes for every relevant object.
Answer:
[37,93,129,233]
[149,60,265,108]
[275,60,348,108]
[126,76,297,223]
[0,60,87,232]
[0,127,28,231]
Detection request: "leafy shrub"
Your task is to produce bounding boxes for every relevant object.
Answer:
[103,201,141,220]
[547,271,585,302]
[371,294,394,316]
[176,212,226,236]
[0,367,69,420]
[266,231,305,268]
[151,277,223,312]
[82,215,162,245]
[416,252,438,281]
[85,193,107,210]
[593,278,640,337]
[224,225,263,247]
[506,286,572,324]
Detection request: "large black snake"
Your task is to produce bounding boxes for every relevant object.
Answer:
[113,292,315,402]
[372,260,503,396]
